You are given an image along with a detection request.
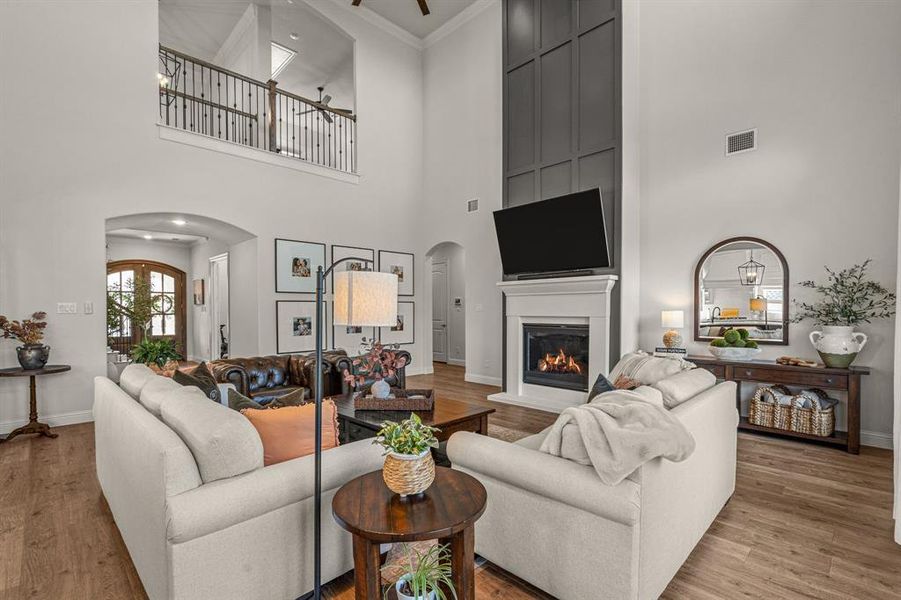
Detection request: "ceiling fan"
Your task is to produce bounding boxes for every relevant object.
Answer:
[352,0,430,17]
[297,86,353,124]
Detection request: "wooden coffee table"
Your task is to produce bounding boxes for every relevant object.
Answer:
[332,467,487,600]
[332,394,495,445]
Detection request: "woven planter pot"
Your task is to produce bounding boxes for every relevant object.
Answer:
[382,450,435,497]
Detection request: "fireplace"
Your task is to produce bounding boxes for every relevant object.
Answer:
[522,324,590,392]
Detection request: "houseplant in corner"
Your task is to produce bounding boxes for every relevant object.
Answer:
[374,413,439,496]
[792,259,896,367]
[0,312,50,369]
[344,338,407,399]
[382,543,456,600]
[130,338,182,368]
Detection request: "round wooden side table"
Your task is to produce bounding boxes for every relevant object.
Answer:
[0,365,71,444]
[332,466,487,600]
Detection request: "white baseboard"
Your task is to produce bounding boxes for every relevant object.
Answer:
[465,373,502,387]
[446,358,466,367]
[861,429,893,450]
[1,409,94,435]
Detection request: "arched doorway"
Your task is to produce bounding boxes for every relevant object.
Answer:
[425,242,466,376]
[107,260,187,356]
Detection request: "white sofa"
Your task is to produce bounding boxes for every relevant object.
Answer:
[93,364,384,600]
[447,380,738,600]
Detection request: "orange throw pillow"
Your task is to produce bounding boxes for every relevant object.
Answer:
[241,401,340,466]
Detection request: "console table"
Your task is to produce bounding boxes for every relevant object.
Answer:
[689,356,868,454]
[0,365,72,444]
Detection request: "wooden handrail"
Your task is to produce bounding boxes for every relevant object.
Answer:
[160,88,258,120]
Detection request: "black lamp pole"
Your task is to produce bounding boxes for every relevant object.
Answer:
[312,256,374,600]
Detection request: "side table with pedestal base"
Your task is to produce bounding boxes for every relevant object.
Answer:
[0,365,71,444]
[332,467,487,600]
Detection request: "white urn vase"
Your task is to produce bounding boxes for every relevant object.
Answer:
[370,378,391,399]
[809,325,868,368]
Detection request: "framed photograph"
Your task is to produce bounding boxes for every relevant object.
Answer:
[192,279,205,305]
[276,300,325,354]
[378,250,414,296]
[332,310,374,354]
[331,244,375,289]
[275,238,326,294]
[379,301,414,345]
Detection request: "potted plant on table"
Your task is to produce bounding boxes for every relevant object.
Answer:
[130,338,182,369]
[382,543,456,600]
[344,338,407,399]
[374,413,440,497]
[791,259,896,367]
[0,312,50,370]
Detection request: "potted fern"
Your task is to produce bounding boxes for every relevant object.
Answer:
[374,413,439,497]
[383,543,457,600]
[791,259,896,367]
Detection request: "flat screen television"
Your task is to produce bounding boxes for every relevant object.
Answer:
[493,189,610,277]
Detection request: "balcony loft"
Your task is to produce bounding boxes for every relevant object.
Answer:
[158,45,356,175]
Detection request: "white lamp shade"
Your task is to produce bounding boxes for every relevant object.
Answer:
[661,310,684,329]
[333,271,398,327]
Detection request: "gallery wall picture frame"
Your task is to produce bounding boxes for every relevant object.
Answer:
[192,279,205,305]
[378,250,414,296]
[275,238,326,294]
[276,300,326,354]
[331,244,375,290]
[331,307,374,353]
[379,301,415,345]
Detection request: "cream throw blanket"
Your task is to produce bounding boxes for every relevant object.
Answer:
[539,389,695,485]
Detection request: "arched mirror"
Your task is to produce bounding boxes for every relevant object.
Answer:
[694,237,789,345]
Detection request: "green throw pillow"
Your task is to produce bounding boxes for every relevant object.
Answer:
[173,362,221,403]
[227,387,310,412]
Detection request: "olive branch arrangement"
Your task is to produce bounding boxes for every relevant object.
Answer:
[791,260,895,326]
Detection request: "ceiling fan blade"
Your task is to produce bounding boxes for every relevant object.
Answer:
[321,94,332,106]
[320,109,333,124]
[417,0,430,16]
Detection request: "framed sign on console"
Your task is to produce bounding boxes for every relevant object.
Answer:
[378,250,414,296]
[276,300,325,353]
[275,238,326,293]
[379,301,414,345]
[331,245,374,289]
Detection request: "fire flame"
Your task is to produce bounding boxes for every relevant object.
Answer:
[538,349,583,375]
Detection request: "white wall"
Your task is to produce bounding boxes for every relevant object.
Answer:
[421,1,503,386]
[0,0,425,432]
[637,0,901,445]
[429,242,466,366]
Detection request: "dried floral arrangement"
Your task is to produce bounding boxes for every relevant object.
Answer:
[0,312,48,345]
[343,338,408,389]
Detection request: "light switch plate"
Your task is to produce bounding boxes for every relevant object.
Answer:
[84,302,94,314]
[57,302,77,314]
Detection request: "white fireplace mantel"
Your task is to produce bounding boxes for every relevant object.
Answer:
[489,274,618,413]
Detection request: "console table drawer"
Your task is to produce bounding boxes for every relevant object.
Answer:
[698,363,726,379]
[731,367,848,390]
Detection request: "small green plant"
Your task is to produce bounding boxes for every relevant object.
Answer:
[131,338,182,367]
[791,259,896,326]
[383,543,457,600]
[710,328,756,349]
[373,413,439,456]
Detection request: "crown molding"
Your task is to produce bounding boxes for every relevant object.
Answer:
[423,0,497,48]
[325,0,424,50]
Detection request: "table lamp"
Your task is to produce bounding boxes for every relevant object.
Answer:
[749,296,768,327]
[661,310,685,348]
[312,264,398,599]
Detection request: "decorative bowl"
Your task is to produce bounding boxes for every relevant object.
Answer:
[707,346,762,362]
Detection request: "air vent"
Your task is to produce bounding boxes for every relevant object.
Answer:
[467,198,479,213]
[726,129,757,155]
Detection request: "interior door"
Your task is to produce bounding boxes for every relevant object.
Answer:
[209,253,229,360]
[432,259,448,363]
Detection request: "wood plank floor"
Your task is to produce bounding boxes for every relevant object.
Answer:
[0,363,897,599]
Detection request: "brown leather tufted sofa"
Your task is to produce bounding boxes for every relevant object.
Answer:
[209,348,412,403]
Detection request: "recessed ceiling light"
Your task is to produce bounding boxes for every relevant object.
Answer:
[172,219,187,226]
[143,234,153,240]
[289,33,299,41]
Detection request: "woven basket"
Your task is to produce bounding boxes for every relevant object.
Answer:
[790,388,835,437]
[382,450,435,497]
[749,385,793,431]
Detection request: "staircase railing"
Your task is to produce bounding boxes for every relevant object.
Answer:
[158,45,356,173]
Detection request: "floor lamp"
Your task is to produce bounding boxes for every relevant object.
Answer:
[313,260,398,599]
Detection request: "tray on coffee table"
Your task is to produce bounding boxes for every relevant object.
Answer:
[353,388,434,411]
